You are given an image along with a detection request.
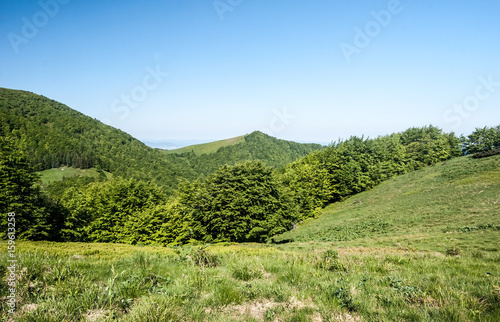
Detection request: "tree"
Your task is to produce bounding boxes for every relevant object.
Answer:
[178,161,299,243]
[462,125,500,154]
[0,136,51,240]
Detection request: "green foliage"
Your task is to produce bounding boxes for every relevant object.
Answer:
[280,125,461,219]
[175,160,299,243]
[164,134,246,155]
[462,125,500,155]
[473,147,500,159]
[59,178,166,243]
[0,88,195,193]
[0,136,59,240]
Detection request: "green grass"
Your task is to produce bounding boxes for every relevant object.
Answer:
[38,167,112,183]
[1,242,499,321]
[2,155,499,321]
[274,155,500,253]
[162,135,246,155]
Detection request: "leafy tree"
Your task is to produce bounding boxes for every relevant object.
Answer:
[60,178,166,243]
[176,161,298,243]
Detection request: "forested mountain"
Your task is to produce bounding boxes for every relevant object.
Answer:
[167,131,325,176]
[0,88,195,193]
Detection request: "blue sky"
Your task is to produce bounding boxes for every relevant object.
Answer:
[1,0,499,146]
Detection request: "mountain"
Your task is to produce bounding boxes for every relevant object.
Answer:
[272,153,500,244]
[163,131,325,176]
[0,88,195,193]
[163,135,246,155]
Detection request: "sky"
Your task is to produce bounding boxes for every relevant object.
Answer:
[1,0,499,147]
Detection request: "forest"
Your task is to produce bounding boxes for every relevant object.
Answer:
[2,88,499,244]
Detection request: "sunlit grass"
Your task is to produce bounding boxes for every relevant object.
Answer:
[2,155,499,320]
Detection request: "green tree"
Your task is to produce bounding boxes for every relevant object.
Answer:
[462,125,500,154]
[178,161,298,243]
[60,178,166,243]
[0,137,51,240]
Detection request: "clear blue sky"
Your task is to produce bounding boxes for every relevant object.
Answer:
[1,0,499,146]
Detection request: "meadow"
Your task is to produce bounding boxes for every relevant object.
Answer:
[2,155,499,321]
[1,239,499,321]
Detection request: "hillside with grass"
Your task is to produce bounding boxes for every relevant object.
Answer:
[164,131,325,176]
[273,154,500,250]
[163,134,246,155]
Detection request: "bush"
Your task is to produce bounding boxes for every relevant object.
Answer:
[189,247,219,268]
[317,249,345,271]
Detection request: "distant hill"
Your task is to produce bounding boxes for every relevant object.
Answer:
[163,135,246,155]
[272,154,500,245]
[0,88,195,193]
[164,131,325,176]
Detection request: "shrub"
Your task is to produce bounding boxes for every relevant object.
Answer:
[189,247,219,268]
[317,249,345,271]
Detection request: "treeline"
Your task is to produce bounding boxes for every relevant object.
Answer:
[6,125,498,245]
[0,88,195,194]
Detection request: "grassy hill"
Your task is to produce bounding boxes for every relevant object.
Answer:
[163,135,246,155]
[38,167,113,183]
[0,88,195,193]
[166,131,325,176]
[273,154,500,252]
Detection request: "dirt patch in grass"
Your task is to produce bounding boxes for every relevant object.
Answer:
[84,309,112,322]
[215,296,318,320]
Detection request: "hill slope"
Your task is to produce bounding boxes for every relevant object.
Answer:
[273,154,500,253]
[166,131,324,176]
[0,88,195,193]
[163,135,246,155]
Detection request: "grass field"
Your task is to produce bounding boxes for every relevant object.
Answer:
[38,167,112,183]
[2,155,499,321]
[162,135,246,155]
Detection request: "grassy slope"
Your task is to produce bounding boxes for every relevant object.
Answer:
[163,135,246,155]
[2,155,499,321]
[38,167,112,183]
[274,154,500,252]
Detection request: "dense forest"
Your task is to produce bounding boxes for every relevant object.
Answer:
[1,88,500,244]
[0,88,197,193]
